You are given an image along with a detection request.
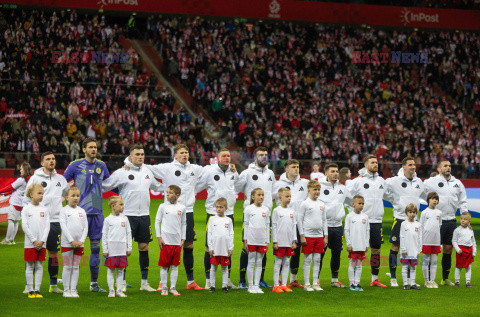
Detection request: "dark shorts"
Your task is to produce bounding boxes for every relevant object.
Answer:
[127,215,153,243]
[205,214,234,247]
[327,226,343,251]
[46,222,61,252]
[186,212,196,243]
[369,223,384,249]
[87,214,104,241]
[389,218,404,245]
[440,219,457,245]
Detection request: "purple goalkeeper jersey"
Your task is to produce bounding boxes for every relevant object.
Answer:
[63,158,110,215]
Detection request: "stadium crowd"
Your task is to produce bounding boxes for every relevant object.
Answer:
[147,16,480,177]
[0,9,220,170]
[0,9,479,178]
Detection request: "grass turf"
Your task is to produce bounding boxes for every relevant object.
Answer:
[0,200,479,316]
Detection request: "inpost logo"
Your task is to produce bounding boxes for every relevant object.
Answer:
[401,8,439,26]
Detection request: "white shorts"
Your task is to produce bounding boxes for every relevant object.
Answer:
[3,205,21,221]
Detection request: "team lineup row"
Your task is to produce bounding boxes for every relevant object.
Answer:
[0,138,475,298]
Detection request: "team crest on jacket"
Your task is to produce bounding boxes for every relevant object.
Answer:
[362,218,366,224]
[392,236,397,241]
[319,206,324,211]
[79,213,83,217]
[121,222,126,227]
[415,227,418,232]
[436,216,440,220]
[96,168,101,174]
[177,210,182,215]
[262,212,266,217]
[290,213,294,218]
[40,212,44,217]
[225,223,229,228]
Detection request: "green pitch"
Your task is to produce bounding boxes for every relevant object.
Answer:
[0,200,478,316]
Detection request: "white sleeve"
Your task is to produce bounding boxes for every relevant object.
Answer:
[80,212,88,243]
[181,209,187,241]
[155,206,163,238]
[125,217,132,252]
[235,170,248,194]
[11,178,24,190]
[296,203,306,236]
[418,224,423,254]
[400,223,407,254]
[267,208,271,244]
[322,205,328,236]
[228,218,234,251]
[344,215,351,247]
[243,208,250,241]
[61,176,70,197]
[102,170,121,193]
[439,212,442,227]
[146,163,167,180]
[150,178,164,192]
[195,168,208,194]
[458,182,468,213]
[21,206,36,243]
[271,209,278,243]
[41,211,50,243]
[452,229,460,253]
[60,209,74,243]
[207,217,214,250]
[292,212,297,243]
[419,210,426,232]
[102,218,109,254]
[383,178,394,203]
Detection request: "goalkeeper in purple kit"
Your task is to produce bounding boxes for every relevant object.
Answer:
[63,138,110,292]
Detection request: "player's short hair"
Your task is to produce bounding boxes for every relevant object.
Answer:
[352,195,364,202]
[307,180,321,190]
[405,203,418,214]
[284,159,299,168]
[41,151,54,162]
[401,156,415,166]
[215,197,228,208]
[217,148,230,155]
[460,211,471,218]
[438,160,450,168]
[82,137,97,149]
[20,162,32,180]
[168,185,181,196]
[339,167,350,181]
[250,188,264,205]
[363,155,377,165]
[278,187,291,197]
[174,144,189,154]
[26,183,44,199]
[129,143,144,153]
[254,147,268,155]
[324,163,338,173]
[426,192,439,205]
[65,186,80,197]
[430,172,439,177]
[108,196,123,208]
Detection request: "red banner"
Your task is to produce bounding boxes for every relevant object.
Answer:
[3,0,480,30]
